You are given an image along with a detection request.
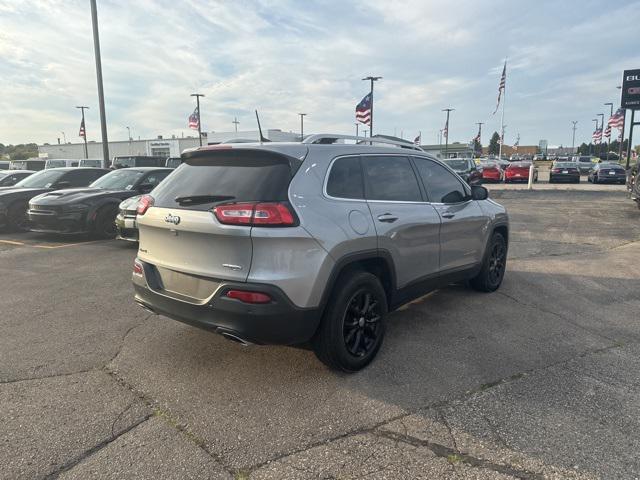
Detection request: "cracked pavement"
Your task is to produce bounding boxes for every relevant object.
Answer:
[1,188,639,479]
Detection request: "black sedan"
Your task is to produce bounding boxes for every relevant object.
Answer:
[28,167,172,237]
[442,158,483,185]
[0,168,109,231]
[0,170,34,187]
[588,163,627,184]
[549,162,580,183]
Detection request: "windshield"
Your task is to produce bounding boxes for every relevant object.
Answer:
[113,157,136,168]
[443,159,469,171]
[90,169,144,190]
[14,169,66,188]
[555,162,577,168]
[578,157,592,163]
[80,160,103,167]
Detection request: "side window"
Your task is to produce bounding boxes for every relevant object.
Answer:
[362,156,422,202]
[413,157,468,204]
[326,156,364,199]
[142,170,171,188]
[63,169,105,187]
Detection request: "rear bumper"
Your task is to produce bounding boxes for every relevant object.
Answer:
[549,174,580,182]
[132,260,321,345]
[594,175,626,183]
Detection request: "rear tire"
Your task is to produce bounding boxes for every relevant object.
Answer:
[470,232,507,292]
[92,205,118,239]
[313,271,387,372]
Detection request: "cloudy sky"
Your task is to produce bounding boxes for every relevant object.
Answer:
[1,0,638,147]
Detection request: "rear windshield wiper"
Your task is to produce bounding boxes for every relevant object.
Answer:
[174,195,235,206]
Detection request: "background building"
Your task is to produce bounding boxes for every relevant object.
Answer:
[38,129,300,159]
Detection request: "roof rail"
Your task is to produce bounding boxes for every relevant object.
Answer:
[302,134,424,151]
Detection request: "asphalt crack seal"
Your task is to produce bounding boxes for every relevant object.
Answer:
[375,429,544,480]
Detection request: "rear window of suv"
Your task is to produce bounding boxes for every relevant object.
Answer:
[151,150,296,211]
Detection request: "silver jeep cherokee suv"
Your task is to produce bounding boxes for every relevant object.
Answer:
[132,135,509,371]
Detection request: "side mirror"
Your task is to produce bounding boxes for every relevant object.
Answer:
[471,185,489,200]
[138,183,154,194]
[54,180,72,189]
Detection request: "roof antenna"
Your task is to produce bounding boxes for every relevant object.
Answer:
[255,110,270,143]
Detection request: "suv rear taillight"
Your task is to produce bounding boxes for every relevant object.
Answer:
[137,195,154,216]
[133,259,144,276]
[226,289,272,304]
[213,202,296,226]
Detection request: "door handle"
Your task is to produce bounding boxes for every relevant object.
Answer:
[441,212,456,219]
[377,213,398,223]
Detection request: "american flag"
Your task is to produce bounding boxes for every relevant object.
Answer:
[79,118,86,138]
[188,107,199,130]
[608,108,625,129]
[355,93,372,126]
[414,133,421,146]
[493,60,507,115]
[443,118,448,140]
[604,124,611,139]
[592,128,602,143]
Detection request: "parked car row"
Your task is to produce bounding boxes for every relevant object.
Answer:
[2,155,182,172]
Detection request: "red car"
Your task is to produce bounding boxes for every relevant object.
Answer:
[505,162,538,183]
[479,160,503,183]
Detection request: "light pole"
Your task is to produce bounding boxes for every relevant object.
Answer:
[591,118,598,155]
[232,117,239,133]
[442,108,454,158]
[363,129,368,138]
[362,76,382,137]
[571,121,578,153]
[476,122,484,155]
[90,0,109,168]
[60,131,66,144]
[298,113,307,141]
[190,93,205,146]
[355,123,359,137]
[76,105,89,159]
[604,102,614,160]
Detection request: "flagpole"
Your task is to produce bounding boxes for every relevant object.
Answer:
[191,93,204,146]
[498,59,507,161]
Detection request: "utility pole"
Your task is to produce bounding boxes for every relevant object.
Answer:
[76,106,89,159]
[190,93,205,146]
[597,113,605,158]
[90,0,109,168]
[571,121,578,153]
[298,113,307,141]
[362,76,382,137]
[232,117,239,133]
[442,108,454,158]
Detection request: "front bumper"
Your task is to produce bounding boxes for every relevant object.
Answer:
[115,213,139,241]
[27,209,88,234]
[132,259,321,345]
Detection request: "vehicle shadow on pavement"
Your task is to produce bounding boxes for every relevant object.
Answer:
[108,259,640,478]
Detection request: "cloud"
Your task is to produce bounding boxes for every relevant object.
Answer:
[0,0,639,147]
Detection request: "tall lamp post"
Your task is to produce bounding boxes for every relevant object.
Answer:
[355,123,359,137]
[604,102,613,160]
[76,105,89,159]
[89,0,109,168]
[442,108,454,158]
[190,93,205,146]
[232,117,239,133]
[362,76,382,137]
[298,113,307,141]
[571,121,578,153]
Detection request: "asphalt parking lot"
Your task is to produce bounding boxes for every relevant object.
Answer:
[2,182,640,479]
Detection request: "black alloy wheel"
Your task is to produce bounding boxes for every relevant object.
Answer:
[343,289,382,358]
[470,232,507,292]
[94,205,118,239]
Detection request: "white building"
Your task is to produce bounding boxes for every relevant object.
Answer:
[38,129,301,160]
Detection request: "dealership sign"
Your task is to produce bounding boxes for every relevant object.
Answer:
[622,69,640,109]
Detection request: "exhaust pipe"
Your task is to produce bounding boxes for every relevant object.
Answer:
[219,331,252,347]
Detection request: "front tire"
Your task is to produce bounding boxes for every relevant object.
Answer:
[313,271,387,372]
[470,232,507,292]
[92,205,118,239]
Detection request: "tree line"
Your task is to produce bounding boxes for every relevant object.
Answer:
[0,143,39,160]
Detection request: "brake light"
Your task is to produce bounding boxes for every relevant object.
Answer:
[226,289,272,304]
[213,202,295,226]
[137,195,154,216]
[133,259,144,276]
[552,168,561,173]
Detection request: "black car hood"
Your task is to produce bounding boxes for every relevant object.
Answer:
[0,187,51,202]
[30,187,138,206]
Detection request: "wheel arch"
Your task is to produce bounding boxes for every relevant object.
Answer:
[86,198,121,228]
